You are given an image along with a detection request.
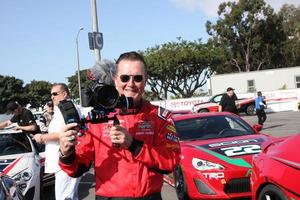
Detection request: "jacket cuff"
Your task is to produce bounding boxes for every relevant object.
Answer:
[59,149,76,165]
[128,138,144,157]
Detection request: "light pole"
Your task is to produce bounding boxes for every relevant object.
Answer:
[76,27,84,106]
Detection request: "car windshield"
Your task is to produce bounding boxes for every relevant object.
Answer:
[0,133,32,156]
[174,115,255,141]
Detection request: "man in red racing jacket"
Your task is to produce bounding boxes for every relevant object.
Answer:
[58,51,180,199]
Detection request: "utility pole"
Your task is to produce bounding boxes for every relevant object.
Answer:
[91,0,101,62]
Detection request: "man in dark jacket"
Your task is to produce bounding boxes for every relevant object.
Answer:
[0,101,38,133]
[219,87,239,114]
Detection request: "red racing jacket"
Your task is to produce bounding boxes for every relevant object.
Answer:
[59,101,180,198]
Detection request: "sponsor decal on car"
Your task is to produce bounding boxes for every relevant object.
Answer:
[201,138,265,157]
[207,138,264,148]
[191,145,252,168]
[203,172,225,180]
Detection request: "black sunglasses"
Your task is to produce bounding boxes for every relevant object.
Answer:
[119,75,143,83]
[51,92,61,96]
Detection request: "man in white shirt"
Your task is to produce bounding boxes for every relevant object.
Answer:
[33,83,81,200]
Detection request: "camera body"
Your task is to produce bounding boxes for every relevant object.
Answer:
[58,81,133,130]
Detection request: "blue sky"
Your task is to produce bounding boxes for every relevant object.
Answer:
[0,0,299,84]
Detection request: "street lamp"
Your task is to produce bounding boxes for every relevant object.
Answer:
[76,27,84,106]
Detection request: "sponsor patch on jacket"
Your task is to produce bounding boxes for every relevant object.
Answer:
[166,125,176,133]
[158,107,171,121]
[166,133,179,142]
[136,121,154,135]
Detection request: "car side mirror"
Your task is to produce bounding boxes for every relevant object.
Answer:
[253,124,262,132]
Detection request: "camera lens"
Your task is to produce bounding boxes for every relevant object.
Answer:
[94,85,119,108]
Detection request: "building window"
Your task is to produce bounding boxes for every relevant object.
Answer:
[296,76,300,88]
[247,80,256,92]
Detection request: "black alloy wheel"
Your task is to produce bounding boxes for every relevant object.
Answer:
[258,185,288,200]
[174,166,190,200]
[246,104,256,115]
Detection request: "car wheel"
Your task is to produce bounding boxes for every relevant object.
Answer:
[246,104,256,115]
[174,166,190,200]
[198,109,209,113]
[258,184,288,200]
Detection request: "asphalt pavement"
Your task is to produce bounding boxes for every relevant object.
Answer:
[44,111,300,200]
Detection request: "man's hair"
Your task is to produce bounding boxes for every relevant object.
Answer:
[52,83,70,96]
[6,101,20,113]
[116,51,148,75]
[257,91,262,96]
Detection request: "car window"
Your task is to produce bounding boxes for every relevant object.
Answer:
[174,115,254,141]
[0,133,32,156]
[211,94,223,103]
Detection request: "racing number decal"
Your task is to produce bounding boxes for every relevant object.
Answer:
[221,145,261,157]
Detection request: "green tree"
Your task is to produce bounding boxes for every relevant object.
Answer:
[142,38,221,99]
[24,80,52,108]
[67,69,93,101]
[206,0,287,73]
[0,75,26,113]
[279,4,300,67]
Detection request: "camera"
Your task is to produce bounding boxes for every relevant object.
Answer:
[81,81,132,112]
[58,81,133,129]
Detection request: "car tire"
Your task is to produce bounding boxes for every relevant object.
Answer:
[198,109,209,113]
[246,104,256,116]
[174,166,190,200]
[258,184,288,200]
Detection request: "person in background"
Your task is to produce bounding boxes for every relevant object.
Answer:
[219,87,239,115]
[0,101,38,133]
[39,101,54,132]
[255,91,267,126]
[58,51,180,200]
[33,83,81,200]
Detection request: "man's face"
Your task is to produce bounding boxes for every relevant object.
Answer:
[227,90,234,97]
[114,59,147,104]
[51,85,68,106]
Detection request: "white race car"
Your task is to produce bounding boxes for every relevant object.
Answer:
[0,127,42,200]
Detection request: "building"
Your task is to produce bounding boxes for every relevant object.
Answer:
[208,66,300,95]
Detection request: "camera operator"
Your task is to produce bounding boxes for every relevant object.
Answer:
[58,51,181,200]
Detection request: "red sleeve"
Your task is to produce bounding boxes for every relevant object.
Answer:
[128,108,180,173]
[59,127,95,177]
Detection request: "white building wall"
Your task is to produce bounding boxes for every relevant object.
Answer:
[210,66,300,95]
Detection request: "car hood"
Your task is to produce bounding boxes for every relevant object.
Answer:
[181,134,271,168]
[0,153,36,176]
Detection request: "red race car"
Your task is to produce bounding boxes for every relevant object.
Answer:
[192,93,256,116]
[169,112,274,200]
[251,133,300,200]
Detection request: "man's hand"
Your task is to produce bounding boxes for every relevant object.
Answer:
[109,125,133,149]
[14,125,22,131]
[32,134,43,144]
[59,123,78,157]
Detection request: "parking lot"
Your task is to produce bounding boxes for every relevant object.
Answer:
[44,111,300,200]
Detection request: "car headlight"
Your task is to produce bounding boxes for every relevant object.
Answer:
[192,158,224,171]
[12,168,33,182]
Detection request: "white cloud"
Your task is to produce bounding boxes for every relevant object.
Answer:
[169,0,300,18]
